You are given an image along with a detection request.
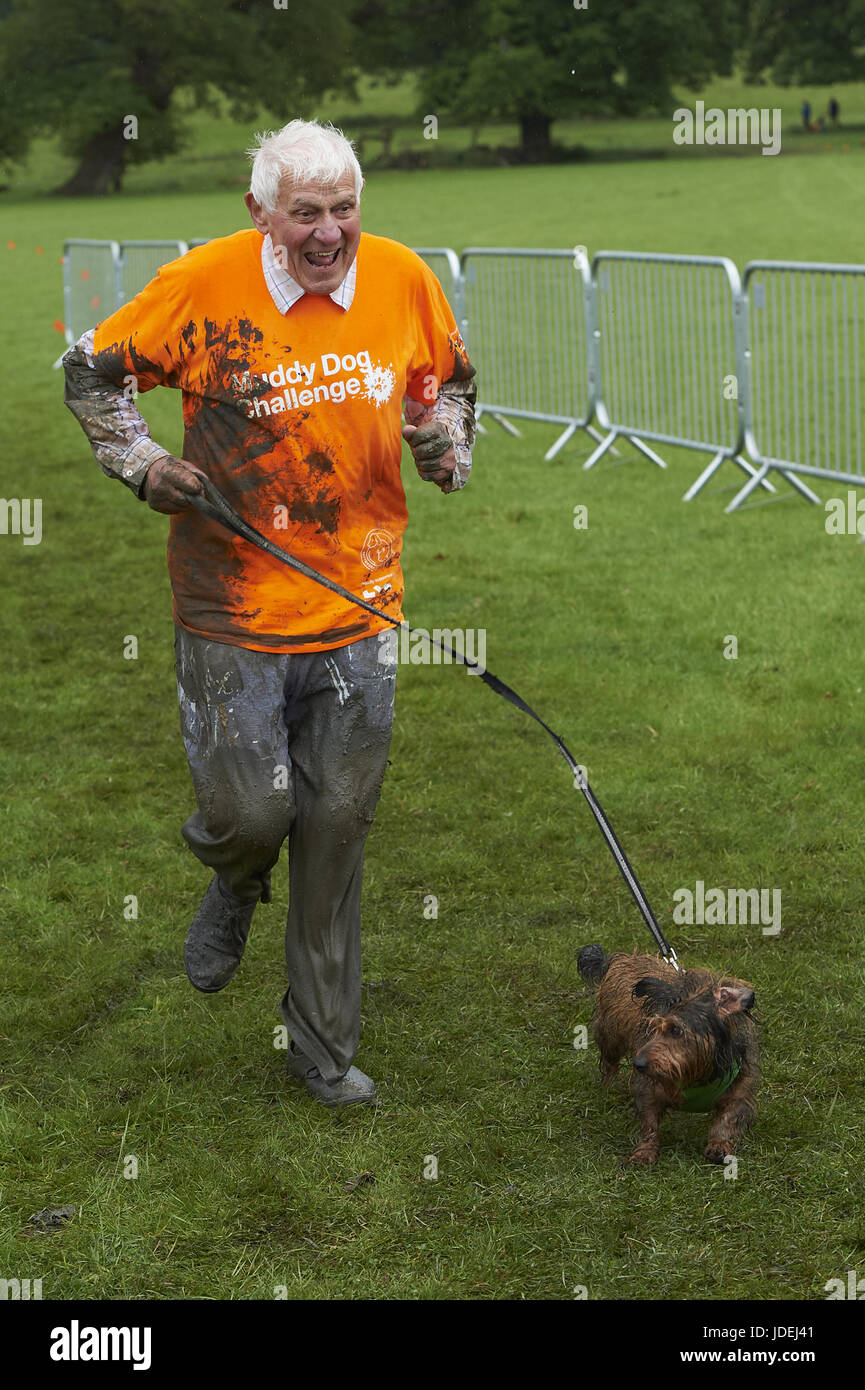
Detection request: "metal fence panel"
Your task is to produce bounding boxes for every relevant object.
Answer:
[57,240,863,516]
[742,260,865,490]
[61,239,121,345]
[411,246,465,341]
[460,249,593,443]
[590,251,745,465]
[118,240,189,305]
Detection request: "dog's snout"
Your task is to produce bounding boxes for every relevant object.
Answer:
[743,990,756,1011]
[632,1056,648,1071]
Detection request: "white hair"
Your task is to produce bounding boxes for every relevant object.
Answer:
[247,119,363,213]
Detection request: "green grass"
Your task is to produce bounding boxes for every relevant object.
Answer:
[3,71,865,202]
[1,134,865,1303]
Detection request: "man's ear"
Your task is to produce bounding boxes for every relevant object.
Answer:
[244,192,269,235]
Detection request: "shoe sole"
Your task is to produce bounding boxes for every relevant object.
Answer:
[187,976,229,994]
[309,1088,378,1109]
[184,956,236,993]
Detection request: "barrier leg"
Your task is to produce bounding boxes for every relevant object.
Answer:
[682,450,725,501]
[544,422,578,461]
[586,423,621,458]
[780,470,821,505]
[684,452,777,502]
[545,422,621,463]
[725,463,770,513]
[628,435,668,469]
[735,455,777,493]
[490,413,522,437]
[583,430,618,470]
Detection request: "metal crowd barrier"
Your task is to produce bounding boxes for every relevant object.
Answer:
[412,247,466,344]
[727,261,865,511]
[60,239,189,347]
[56,238,865,513]
[586,251,774,504]
[59,240,121,352]
[460,248,602,458]
[117,240,188,305]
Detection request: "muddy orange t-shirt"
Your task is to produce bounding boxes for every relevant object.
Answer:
[91,230,471,652]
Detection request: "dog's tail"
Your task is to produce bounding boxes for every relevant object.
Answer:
[578,944,612,985]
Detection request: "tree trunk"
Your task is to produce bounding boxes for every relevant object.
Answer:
[518,112,554,162]
[54,125,128,197]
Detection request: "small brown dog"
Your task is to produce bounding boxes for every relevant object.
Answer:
[578,945,759,1164]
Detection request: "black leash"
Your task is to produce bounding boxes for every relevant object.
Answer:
[190,477,677,965]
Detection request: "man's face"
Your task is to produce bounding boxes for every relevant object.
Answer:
[245,176,362,296]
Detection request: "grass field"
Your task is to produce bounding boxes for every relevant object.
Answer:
[1,107,865,1304]
[4,72,865,200]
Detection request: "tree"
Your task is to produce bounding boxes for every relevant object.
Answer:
[742,0,865,84]
[350,0,745,161]
[0,0,357,195]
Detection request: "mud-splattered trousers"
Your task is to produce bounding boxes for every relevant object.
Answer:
[175,623,396,1082]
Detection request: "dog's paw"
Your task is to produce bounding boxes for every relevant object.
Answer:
[703,1142,733,1165]
[628,1145,659,1165]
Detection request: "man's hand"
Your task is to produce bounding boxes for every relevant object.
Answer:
[143,456,207,514]
[401,422,456,490]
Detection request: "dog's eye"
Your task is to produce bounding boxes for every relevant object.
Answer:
[669,1025,684,1038]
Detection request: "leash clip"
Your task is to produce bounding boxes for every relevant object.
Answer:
[665,946,680,972]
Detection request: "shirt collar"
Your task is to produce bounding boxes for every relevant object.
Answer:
[261,232,357,314]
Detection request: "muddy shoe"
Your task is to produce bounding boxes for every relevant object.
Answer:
[184,876,256,993]
[286,1043,377,1108]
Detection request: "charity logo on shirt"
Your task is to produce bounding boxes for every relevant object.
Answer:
[360,528,396,570]
[232,348,397,419]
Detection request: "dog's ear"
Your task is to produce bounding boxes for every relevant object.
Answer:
[713,984,755,1016]
[633,977,681,1013]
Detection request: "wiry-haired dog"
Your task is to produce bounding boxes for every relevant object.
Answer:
[578,945,759,1164]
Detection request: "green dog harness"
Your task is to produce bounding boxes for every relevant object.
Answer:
[620,1058,741,1112]
[679,1061,741,1113]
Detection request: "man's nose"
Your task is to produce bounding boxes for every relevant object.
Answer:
[313,218,342,246]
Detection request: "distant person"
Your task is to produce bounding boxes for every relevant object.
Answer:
[801,99,811,130]
[828,97,840,128]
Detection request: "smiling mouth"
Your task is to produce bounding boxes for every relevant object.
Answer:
[305,248,341,268]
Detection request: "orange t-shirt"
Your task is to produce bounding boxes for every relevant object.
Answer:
[91,230,472,652]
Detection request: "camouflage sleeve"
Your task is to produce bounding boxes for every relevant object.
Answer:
[404,372,477,494]
[62,329,172,499]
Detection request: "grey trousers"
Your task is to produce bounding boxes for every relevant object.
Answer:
[174,624,396,1082]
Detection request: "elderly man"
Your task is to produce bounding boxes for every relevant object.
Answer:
[63,119,476,1108]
